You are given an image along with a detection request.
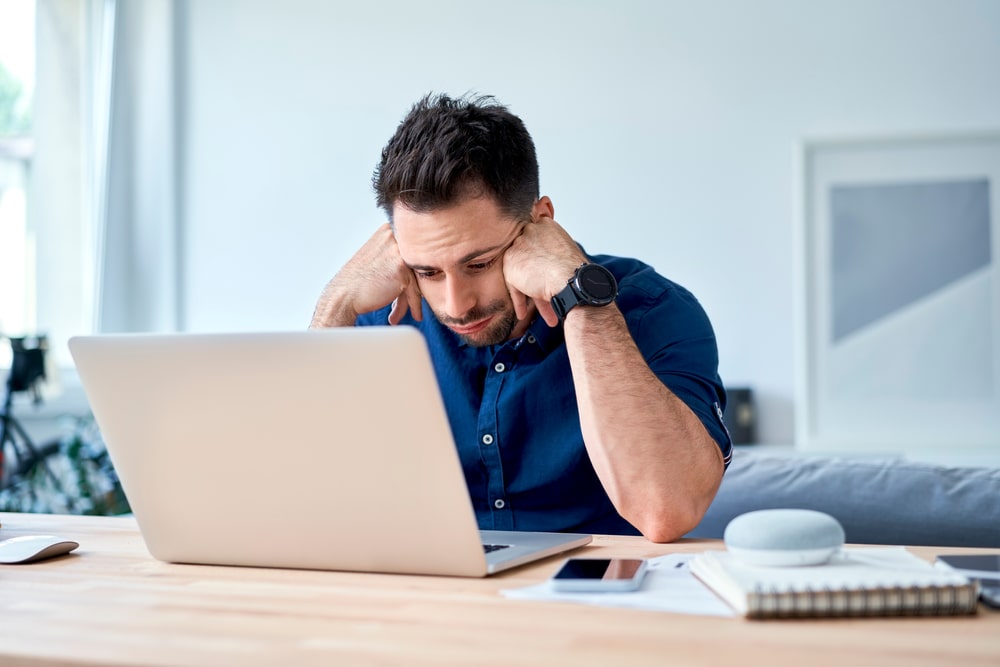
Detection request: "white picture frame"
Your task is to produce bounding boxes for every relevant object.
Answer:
[795,132,1000,453]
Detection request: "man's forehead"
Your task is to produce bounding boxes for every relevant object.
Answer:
[391,197,521,267]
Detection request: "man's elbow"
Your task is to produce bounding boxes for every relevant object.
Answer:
[618,440,726,543]
[626,480,722,543]
[631,503,707,544]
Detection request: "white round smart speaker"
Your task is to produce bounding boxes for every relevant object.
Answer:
[723,509,845,567]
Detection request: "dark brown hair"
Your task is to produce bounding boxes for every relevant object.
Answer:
[373,93,539,221]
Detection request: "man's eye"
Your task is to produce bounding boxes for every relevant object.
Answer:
[416,270,440,280]
[468,257,498,272]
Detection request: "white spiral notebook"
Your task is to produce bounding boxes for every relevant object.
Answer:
[690,547,979,619]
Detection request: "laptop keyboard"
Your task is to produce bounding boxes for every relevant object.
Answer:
[483,543,511,554]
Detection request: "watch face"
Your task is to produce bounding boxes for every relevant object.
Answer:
[577,264,617,303]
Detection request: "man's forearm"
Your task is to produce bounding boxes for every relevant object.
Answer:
[309,280,359,328]
[309,223,422,329]
[562,304,725,542]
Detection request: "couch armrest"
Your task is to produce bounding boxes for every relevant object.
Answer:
[686,451,1000,547]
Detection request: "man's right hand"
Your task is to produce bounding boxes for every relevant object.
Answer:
[309,223,423,328]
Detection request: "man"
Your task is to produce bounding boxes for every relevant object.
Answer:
[311,93,731,542]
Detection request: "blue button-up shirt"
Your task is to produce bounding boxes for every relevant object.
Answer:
[356,253,732,535]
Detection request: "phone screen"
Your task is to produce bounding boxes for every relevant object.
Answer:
[553,558,645,581]
[549,558,648,593]
[937,554,1000,580]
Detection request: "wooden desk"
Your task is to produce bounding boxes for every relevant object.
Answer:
[0,513,997,666]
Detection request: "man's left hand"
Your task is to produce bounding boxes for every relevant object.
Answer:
[502,216,587,327]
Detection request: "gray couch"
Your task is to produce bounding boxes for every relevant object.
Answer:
[686,450,1000,548]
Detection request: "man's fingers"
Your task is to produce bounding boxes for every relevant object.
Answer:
[388,278,423,325]
[388,294,409,325]
[510,287,529,321]
[404,281,423,322]
[536,300,561,328]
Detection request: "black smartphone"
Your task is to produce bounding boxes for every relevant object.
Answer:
[936,554,1000,609]
[549,558,648,592]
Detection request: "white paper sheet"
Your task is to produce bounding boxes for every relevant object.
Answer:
[501,553,735,616]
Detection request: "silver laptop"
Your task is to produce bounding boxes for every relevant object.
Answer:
[69,328,591,576]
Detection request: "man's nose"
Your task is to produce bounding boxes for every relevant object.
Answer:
[443,277,476,320]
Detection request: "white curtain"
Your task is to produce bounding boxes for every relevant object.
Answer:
[83,0,116,334]
[90,0,182,334]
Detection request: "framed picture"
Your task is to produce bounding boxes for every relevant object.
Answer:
[796,132,1000,452]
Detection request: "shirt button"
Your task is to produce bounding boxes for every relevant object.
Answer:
[527,335,536,344]
[482,434,494,445]
[494,362,506,373]
[494,499,506,509]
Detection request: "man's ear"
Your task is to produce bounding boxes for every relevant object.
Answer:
[531,196,555,221]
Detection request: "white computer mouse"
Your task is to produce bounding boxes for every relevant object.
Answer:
[723,509,845,567]
[0,535,80,564]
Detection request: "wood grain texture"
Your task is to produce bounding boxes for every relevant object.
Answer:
[0,513,997,666]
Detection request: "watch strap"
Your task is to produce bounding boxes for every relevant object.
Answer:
[550,281,580,321]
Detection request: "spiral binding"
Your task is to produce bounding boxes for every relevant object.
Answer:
[746,581,979,619]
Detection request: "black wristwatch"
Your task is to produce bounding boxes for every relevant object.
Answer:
[550,263,619,321]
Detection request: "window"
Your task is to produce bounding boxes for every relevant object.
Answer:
[0,0,113,371]
[0,0,35,368]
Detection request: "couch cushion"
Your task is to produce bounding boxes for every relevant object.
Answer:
[686,451,1000,547]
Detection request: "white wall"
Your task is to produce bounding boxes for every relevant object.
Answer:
[170,0,1000,446]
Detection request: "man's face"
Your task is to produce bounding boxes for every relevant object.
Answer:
[392,196,532,347]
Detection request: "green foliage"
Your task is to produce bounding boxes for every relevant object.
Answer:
[0,60,31,135]
[0,415,130,515]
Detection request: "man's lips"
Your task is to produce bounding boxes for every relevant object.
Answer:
[449,316,493,336]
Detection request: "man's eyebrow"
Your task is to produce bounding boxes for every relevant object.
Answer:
[406,262,439,272]
[458,243,508,264]
[406,242,510,272]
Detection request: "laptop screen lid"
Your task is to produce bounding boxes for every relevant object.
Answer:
[69,328,589,576]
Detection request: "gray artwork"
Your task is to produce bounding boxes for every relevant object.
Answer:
[801,135,1000,450]
[830,179,992,343]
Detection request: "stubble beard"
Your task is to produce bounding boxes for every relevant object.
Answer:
[435,300,519,347]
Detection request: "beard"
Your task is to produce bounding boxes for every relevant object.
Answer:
[433,299,520,347]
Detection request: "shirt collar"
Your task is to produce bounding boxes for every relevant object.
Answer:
[512,314,564,354]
